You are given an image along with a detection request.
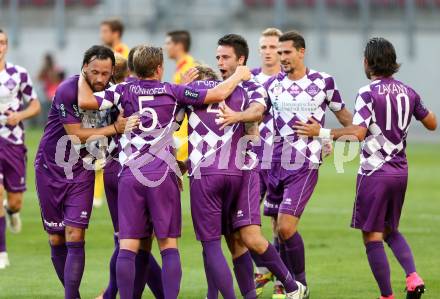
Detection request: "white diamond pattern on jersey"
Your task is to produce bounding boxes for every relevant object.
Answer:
[355,96,407,176]
[268,70,342,164]
[0,63,36,144]
[188,111,234,174]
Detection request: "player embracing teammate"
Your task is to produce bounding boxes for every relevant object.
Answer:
[295,37,437,299]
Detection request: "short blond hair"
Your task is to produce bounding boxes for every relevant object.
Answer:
[133,45,163,78]
[113,53,128,83]
[261,28,282,38]
[195,65,219,81]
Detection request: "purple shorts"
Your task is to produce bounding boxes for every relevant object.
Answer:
[351,174,408,232]
[117,172,181,240]
[35,169,94,234]
[0,143,27,192]
[104,165,119,233]
[259,168,269,202]
[264,162,319,218]
[190,171,261,241]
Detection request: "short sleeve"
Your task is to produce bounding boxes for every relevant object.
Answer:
[352,88,373,128]
[94,83,124,110]
[324,75,345,112]
[413,91,430,121]
[245,78,267,109]
[169,83,207,106]
[19,69,37,104]
[56,87,81,124]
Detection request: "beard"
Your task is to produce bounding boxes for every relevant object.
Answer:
[84,72,106,92]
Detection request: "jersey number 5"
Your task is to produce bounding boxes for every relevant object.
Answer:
[138,96,158,132]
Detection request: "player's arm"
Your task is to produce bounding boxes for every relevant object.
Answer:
[293,118,368,141]
[420,111,437,131]
[63,112,138,144]
[217,102,265,130]
[333,107,353,127]
[5,99,41,126]
[77,74,121,110]
[203,66,251,104]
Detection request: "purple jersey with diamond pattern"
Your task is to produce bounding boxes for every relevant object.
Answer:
[35,75,96,182]
[93,79,207,175]
[0,62,37,145]
[251,68,275,163]
[265,69,344,164]
[353,78,429,176]
[185,80,266,177]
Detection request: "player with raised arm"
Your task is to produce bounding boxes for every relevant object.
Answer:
[251,27,284,298]
[294,37,437,299]
[34,45,137,299]
[258,31,352,298]
[0,28,41,269]
[77,45,251,299]
[202,34,307,299]
[97,49,164,299]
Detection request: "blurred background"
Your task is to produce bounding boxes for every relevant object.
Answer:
[0,0,439,140]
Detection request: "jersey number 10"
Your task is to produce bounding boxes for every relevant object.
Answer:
[385,93,410,131]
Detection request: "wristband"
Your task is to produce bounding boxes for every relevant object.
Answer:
[319,128,331,139]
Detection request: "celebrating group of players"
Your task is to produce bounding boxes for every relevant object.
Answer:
[0,19,437,299]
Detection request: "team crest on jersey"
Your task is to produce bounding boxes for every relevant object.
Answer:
[5,79,17,91]
[306,83,320,96]
[288,83,303,96]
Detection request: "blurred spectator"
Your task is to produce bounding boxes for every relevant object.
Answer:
[37,53,65,102]
[35,53,65,126]
[100,17,129,58]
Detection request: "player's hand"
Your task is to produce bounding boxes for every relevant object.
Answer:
[216,103,242,130]
[180,68,199,85]
[5,110,23,126]
[293,117,321,137]
[235,66,252,81]
[322,140,333,158]
[114,109,140,134]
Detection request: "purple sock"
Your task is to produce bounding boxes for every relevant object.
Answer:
[65,241,85,299]
[0,216,6,252]
[116,249,137,299]
[284,232,307,286]
[160,248,182,299]
[134,250,164,299]
[202,241,236,299]
[256,243,298,293]
[144,251,164,299]
[279,243,291,273]
[50,243,67,286]
[366,241,393,297]
[385,231,416,276]
[203,249,219,299]
[103,235,119,299]
[233,251,256,299]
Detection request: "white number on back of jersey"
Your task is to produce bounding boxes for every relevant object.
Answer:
[385,93,410,130]
[138,96,158,132]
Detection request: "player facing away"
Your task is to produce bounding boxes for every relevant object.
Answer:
[77,45,252,299]
[261,31,353,298]
[96,49,164,299]
[0,28,41,269]
[35,45,137,299]
[250,27,285,298]
[200,33,308,299]
[295,37,437,299]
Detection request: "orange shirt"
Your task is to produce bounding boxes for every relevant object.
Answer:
[113,42,129,59]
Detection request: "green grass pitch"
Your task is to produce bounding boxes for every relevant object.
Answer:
[0,127,439,298]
